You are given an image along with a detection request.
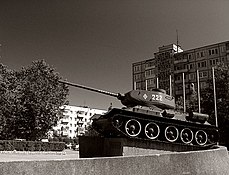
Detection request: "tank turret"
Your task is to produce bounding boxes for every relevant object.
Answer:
[59,80,219,148]
[59,80,175,109]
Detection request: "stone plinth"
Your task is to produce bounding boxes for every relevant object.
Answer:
[79,136,214,158]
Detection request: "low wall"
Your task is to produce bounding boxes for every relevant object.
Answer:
[0,146,228,175]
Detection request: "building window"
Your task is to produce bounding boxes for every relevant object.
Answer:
[146,60,155,68]
[197,61,206,68]
[145,69,154,77]
[201,61,206,67]
[134,65,141,72]
[134,73,141,81]
[175,75,182,81]
[209,48,218,55]
[226,43,229,50]
[199,71,208,78]
[188,63,194,70]
[147,78,156,86]
[197,51,205,58]
[200,82,207,89]
[77,111,84,114]
[189,73,196,80]
[136,82,141,89]
[210,59,219,66]
[200,51,204,57]
[220,46,225,53]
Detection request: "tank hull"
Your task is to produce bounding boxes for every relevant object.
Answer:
[92,108,219,148]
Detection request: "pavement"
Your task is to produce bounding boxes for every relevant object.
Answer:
[0,149,79,162]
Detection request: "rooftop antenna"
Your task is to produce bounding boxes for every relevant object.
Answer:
[176,29,179,53]
[0,43,2,59]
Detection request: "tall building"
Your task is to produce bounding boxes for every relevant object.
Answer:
[132,41,229,100]
[53,105,107,138]
[154,44,183,93]
[132,44,183,92]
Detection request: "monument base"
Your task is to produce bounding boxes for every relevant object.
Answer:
[79,136,215,158]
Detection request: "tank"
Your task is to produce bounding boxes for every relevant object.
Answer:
[59,80,219,148]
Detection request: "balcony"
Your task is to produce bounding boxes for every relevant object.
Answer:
[145,74,155,79]
[145,65,155,69]
[61,118,69,124]
[77,120,84,125]
[174,79,189,84]
[174,58,187,64]
[62,131,68,136]
[174,69,188,74]
[77,114,84,119]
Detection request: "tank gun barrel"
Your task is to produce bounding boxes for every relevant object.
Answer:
[59,80,120,98]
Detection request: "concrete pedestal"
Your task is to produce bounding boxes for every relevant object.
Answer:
[79,136,214,158]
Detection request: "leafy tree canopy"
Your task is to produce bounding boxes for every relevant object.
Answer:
[0,60,69,140]
[201,63,229,146]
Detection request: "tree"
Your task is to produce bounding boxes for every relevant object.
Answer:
[187,83,198,111]
[0,64,18,139]
[175,96,184,112]
[201,63,229,147]
[175,83,198,112]
[0,60,69,140]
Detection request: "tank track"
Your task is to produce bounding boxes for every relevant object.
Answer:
[92,108,219,148]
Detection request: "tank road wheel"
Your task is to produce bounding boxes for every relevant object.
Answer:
[125,119,141,137]
[195,130,208,146]
[180,128,194,144]
[208,132,218,144]
[165,126,179,142]
[144,122,160,139]
[112,116,123,128]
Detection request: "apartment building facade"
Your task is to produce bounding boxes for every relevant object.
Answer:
[132,58,156,91]
[132,41,229,99]
[53,105,107,138]
[174,41,229,97]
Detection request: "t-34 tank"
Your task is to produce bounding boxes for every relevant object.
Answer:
[59,80,219,148]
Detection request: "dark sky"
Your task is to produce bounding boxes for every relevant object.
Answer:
[0,0,229,110]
